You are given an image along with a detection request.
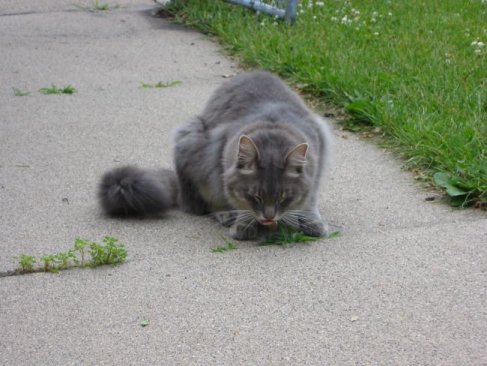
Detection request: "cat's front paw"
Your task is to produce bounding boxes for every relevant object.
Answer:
[229,222,259,241]
[299,219,328,237]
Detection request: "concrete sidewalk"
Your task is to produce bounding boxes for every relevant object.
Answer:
[1,1,486,364]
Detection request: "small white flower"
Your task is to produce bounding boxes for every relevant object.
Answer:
[316,1,325,7]
[388,12,392,16]
[331,16,338,22]
[374,32,379,36]
[272,21,278,26]
[474,48,482,55]
[471,39,485,51]
[313,15,317,20]
[341,15,352,25]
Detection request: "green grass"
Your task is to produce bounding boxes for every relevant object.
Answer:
[12,88,31,96]
[261,225,340,246]
[18,254,36,272]
[140,80,182,88]
[140,319,150,327]
[74,1,118,12]
[210,237,238,252]
[39,84,77,95]
[13,236,127,275]
[165,0,487,208]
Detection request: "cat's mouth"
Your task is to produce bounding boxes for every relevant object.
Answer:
[259,219,277,226]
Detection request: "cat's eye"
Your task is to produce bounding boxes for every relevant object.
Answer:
[279,192,287,202]
[253,194,263,203]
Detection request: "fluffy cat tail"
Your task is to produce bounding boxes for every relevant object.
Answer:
[98,166,178,216]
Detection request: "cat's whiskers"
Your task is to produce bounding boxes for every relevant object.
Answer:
[284,209,314,217]
[234,212,255,225]
[279,215,301,230]
[214,210,247,225]
[212,209,253,226]
[241,216,257,232]
[280,211,318,232]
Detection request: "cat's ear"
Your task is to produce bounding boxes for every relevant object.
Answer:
[237,135,260,173]
[284,143,308,177]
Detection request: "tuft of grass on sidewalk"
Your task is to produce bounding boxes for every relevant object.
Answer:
[210,236,238,253]
[1,236,128,277]
[261,226,340,246]
[39,84,77,95]
[140,80,182,88]
[74,1,118,12]
[12,88,31,96]
[165,0,486,208]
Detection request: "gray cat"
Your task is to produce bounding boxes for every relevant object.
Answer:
[98,71,333,240]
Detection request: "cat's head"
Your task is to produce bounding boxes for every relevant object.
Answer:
[224,135,311,226]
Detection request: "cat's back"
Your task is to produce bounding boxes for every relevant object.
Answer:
[201,71,308,125]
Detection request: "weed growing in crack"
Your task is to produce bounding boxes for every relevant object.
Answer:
[74,238,88,266]
[89,236,127,266]
[140,80,182,88]
[12,236,127,276]
[39,84,77,95]
[18,255,36,272]
[261,226,340,246]
[210,237,238,253]
[74,1,118,12]
[12,88,31,96]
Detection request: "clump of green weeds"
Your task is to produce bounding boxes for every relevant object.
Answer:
[15,236,127,275]
[12,88,31,96]
[433,172,480,208]
[40,254,57,272]
[74,1,118,12]
[140,319,150,327]
[140,80,182,88]
[89,236,127,266]
[39,84,77,95]
[210,236,238,253]
[261,226,340,246]
[18,255,36,272]
[74,238,88,266]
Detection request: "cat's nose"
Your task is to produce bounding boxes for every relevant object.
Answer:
[263,206,276,220]
[261,211,277,225]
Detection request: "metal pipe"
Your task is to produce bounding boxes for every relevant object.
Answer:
[224,0,285,17]
[285,0,297,24]
[224,0,298,23]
